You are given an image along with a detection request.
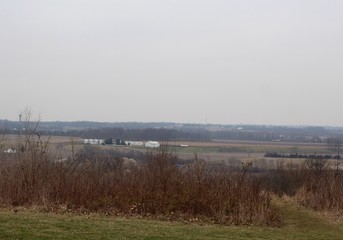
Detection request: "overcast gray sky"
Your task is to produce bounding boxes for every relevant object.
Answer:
[1,0,343,126]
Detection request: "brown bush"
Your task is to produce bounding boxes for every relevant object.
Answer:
[296,158,343,211]
[262,162,305,197]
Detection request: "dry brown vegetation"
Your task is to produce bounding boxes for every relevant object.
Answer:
[295,159,343,212]
[0,136,280,226]
[264,158,343,215]
[0,113,342,227]
[0,113,280,226]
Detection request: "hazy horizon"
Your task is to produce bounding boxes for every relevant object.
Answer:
[2,115,342,128]
[1,1,343,126]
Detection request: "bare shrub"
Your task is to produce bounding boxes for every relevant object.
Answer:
[295,158,343,211]
[263,162,305,197]
[260,156,343,214]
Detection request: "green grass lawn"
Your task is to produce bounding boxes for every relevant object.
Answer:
[0,199,342,240]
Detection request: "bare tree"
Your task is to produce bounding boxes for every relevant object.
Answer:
[17,108,41,153]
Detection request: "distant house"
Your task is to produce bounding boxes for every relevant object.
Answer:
[145,141,160,148]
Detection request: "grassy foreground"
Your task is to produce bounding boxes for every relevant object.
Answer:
[0,200,342,240]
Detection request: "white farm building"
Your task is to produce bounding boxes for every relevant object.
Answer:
[3,148,17,154]
[126,141,144,146]
[144,141,160,148]
[84,139,104,145]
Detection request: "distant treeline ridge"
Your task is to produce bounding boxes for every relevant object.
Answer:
[2,119,343,142]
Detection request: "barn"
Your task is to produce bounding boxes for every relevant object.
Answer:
[144,141,160,148]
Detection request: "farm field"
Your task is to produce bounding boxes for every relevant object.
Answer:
[2,134,337,169]
[168,140,330,154]
[2,134,82,144]
[166,140,335,168]
[2,134,330,153]
[0,199,342,240]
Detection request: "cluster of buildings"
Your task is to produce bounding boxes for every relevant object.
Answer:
[83,139,160,148]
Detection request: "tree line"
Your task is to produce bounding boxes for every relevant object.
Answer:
[264,152,341,159]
